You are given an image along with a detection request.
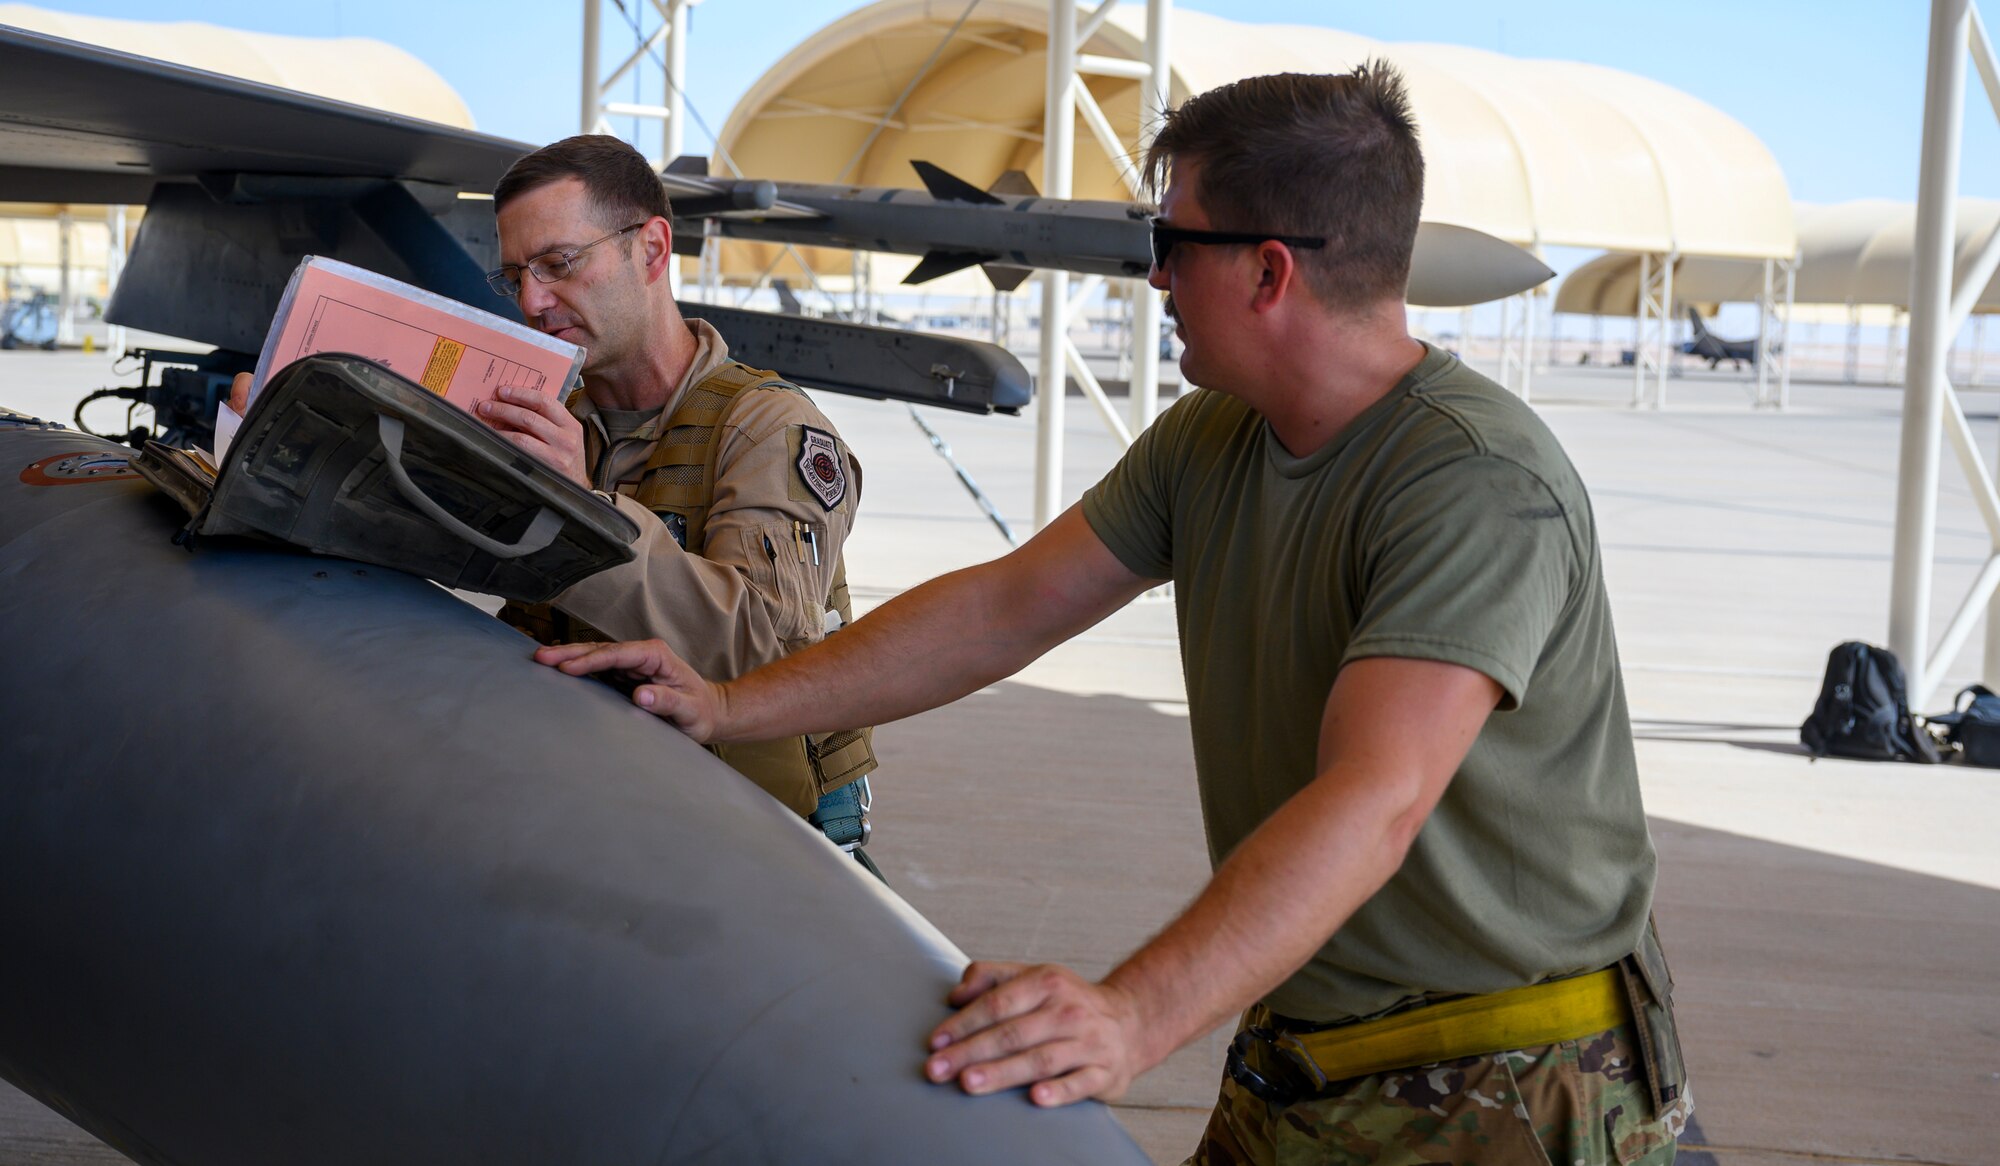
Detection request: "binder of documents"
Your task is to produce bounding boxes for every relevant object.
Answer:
[139,353,635,604]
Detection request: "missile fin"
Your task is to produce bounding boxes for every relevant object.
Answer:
[665,154,709,175]
[771,278,805,316]
[980,263,1033,292]
[911,160,1003,206]
[986,169,1039,198]
[903,249,996,285]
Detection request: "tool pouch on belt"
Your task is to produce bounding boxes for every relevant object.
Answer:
[1616,917,1688,1121]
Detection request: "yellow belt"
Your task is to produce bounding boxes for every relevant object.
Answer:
[1273,967,1629,1088]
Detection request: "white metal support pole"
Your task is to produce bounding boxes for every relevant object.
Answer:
[1521,288,1537,402]
[1657,250,1676,410]
[1632,252,1653,406]
[1128,0,1171,435]
[698,219,719,302]
[664,0,688,165]
[581,0,601,134]
[107,205,127,359]
[1846,302,1862,382]
[1979,374,2000,689]
[56,209,73,347]
[1035,0,1079,530]
[662,0,690,296]
[1757,258,1775,406]
[1890,312,1909,384]
[1890,0,1971,699]
[580,0,693,161]
[1778,258,1796,408]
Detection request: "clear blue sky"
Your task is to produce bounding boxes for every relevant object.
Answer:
[23,0,1998,206]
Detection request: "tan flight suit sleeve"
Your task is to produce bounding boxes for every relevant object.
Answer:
[549,388,861,681]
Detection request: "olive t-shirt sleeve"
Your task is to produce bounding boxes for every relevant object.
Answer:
[1080,397,1184,580]
[1344,454,1579,707]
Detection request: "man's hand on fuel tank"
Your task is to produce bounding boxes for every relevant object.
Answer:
[479,385,590,489]
[535,638,725,741]
[923,961,1151,1107]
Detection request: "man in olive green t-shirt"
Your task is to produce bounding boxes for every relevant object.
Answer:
[1082,342,1656,1025]
[538,66,1688,1165]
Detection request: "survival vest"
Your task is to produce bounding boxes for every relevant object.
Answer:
[502,361,877,817]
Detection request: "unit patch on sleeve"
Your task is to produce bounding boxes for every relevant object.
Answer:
[793,425,846,511]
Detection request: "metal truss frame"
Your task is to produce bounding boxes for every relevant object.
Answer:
[1889,0,2000,704]
[580,0,692,169]
[1630,250,1678,409]
[1496,288,1537,401]
[1033,0,1172,530]
[1754,255,1797,408]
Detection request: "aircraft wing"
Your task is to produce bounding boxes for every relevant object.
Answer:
[0,22,531,204]
[0,22,1027,422]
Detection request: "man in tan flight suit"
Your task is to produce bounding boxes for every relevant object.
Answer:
[475,135,879,866]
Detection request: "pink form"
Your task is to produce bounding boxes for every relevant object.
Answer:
[263,263,575,413]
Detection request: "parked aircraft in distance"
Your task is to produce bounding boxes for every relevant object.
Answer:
[1683,306,1761,369]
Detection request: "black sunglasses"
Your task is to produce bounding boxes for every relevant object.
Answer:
[1150,220,1327,269]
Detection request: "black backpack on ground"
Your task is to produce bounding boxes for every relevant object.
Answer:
[1924,684,2000,766]
[1800,642,1939,763]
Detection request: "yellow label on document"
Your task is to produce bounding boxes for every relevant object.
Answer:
[419,337,465,395]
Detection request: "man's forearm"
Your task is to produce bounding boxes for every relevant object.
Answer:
[1103,656,1499,1068]
[714,562,1030,741]
[710,506,1154,744]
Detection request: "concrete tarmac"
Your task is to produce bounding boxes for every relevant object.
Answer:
[3,350,1996,1165]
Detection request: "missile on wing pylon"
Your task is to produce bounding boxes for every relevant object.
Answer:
[666,160,1557,308]
[677,300,1033,413]
[665,162,1151,293]
[0,414,1149,1166]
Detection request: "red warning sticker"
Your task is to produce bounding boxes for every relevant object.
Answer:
[20,451,142,486]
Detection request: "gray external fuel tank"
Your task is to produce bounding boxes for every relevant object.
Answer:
[0,419,1150,1165]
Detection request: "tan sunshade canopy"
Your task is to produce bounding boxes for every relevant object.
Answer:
[0,217,110,270]
[1555,200,2000,317]
[0,3,475,130]
[710,0,1796,287]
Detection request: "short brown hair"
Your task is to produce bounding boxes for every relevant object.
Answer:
[1143,65,1424,310]
[493,134,672,229]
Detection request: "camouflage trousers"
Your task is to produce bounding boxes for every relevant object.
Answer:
[1183,1008,1688,1166]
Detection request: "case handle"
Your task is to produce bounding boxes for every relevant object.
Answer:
[376,414,563,560]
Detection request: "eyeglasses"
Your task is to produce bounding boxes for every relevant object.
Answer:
[486,222,648,297]
[1150,219,1327,269]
